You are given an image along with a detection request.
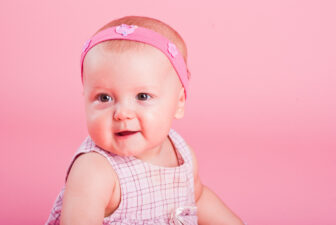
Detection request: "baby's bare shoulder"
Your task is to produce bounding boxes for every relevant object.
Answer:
[66,152,118,197]
[61,152,118,224]
[69,152,117,182]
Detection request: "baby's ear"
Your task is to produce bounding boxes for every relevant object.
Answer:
[174,88,186,119]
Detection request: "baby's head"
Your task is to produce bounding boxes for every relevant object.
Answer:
[81,16,190,158]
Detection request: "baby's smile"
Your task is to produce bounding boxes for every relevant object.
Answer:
[116,130,138,136]
[115,130,139,137]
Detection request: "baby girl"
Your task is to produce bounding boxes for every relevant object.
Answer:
[46,15,245,225]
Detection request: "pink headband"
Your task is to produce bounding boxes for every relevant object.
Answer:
[80,24,189,98]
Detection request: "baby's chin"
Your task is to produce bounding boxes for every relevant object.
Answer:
[92,136,147,158]
[100,145,136,157]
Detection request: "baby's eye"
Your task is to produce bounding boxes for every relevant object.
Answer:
[97,94,113,102]
[137,93,151,101]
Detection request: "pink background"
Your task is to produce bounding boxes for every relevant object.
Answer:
[1,0,335,224]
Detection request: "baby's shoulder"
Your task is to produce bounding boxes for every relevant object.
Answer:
[61,153,121,221]
[68,151,118,185]
[66,152,118,199]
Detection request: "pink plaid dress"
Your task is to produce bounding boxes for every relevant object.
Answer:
[46,128,198,225]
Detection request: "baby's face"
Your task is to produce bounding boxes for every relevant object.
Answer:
[82,43,185,159]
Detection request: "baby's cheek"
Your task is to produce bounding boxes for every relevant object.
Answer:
[144,110,172,132]
[87,111,110,139]
[142,111,159,125]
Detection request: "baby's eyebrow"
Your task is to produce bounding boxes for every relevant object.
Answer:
[88,86,106,91]
[133,85,159,91]
[87,85,160,93]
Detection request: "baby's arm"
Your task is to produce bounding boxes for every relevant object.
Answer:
[60,152,117,225]
[188,145,245,225]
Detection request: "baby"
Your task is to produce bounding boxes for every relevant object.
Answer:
[46,16,245,225]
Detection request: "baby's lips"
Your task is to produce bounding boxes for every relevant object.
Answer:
[115,130,139,136]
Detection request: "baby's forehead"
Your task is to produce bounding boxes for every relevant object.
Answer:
[86,42,173,71]
[83,42,181,89]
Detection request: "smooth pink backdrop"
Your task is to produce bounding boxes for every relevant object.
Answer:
[1,0,335,224]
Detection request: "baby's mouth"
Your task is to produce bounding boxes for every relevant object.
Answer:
[115,130,139,136]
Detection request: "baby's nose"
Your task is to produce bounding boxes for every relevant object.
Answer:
[113,102,135,121]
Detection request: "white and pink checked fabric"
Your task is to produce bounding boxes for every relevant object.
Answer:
[46,128,197,225]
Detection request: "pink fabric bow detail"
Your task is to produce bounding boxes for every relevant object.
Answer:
[170,206,197,225]
[115,24,138,36]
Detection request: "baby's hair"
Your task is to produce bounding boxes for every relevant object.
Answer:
[90,15,190,79]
